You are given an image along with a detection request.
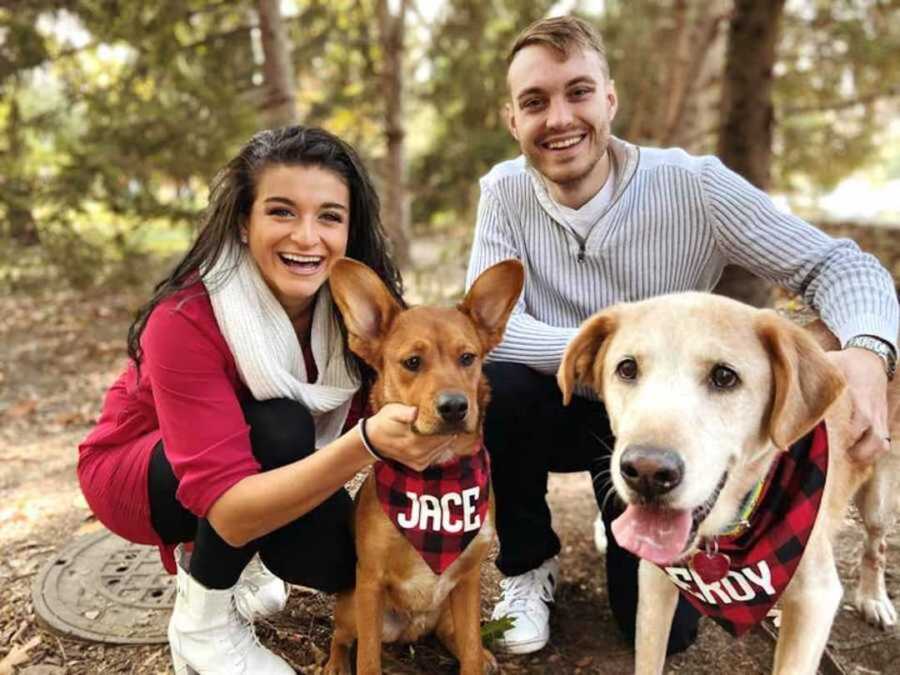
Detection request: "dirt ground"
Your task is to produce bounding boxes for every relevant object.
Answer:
[2,227,899,674]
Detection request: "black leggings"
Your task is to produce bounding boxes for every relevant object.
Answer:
[147,398,356,592]
[483,362,700,655]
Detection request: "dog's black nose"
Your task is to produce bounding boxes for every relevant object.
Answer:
[619,445,684,499]
[436,392,468,423]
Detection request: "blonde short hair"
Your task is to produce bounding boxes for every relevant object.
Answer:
[507,15,610,78]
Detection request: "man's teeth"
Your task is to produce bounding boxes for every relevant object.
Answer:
[545,136,583,150]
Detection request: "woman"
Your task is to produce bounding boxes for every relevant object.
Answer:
[78,126,452,674]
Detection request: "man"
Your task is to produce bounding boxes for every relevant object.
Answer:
[467,15,898,656]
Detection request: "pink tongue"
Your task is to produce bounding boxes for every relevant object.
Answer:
[611,505,693,565]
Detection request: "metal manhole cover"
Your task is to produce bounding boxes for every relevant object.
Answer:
[32,529,174,644]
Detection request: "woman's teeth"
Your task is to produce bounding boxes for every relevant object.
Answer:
[279,253,322,269]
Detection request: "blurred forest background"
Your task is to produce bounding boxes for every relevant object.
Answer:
[2,0,900,296]
[2,2,900,672]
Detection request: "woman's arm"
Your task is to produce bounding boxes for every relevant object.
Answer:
[207,403,456,547]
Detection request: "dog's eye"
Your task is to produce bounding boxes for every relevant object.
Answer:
[403,356,422,372]
[710,364,739,390]
[459,352,476,367]
[615,358,638,381]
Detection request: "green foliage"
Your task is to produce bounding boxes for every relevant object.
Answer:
[2,0,900,289]
[774,0,900,191]
[410,0,555,226]
[480,615,516,648]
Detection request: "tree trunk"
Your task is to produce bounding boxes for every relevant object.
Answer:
[713,0,785,307]
[256,0,298,128]
[5,84,39,246]
[377,0,411,268]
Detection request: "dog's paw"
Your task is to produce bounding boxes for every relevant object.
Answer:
[854,587,898,629]
[593,513,607,554]
[482,648,499,674]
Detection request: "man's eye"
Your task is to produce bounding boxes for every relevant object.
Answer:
[403,356,422,372]
[459,352,476,367]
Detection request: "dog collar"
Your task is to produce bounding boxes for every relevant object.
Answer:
[373,442,490,575]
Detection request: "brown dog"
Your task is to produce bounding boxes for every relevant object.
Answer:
[558,292,899,674]
[323,257,525,675]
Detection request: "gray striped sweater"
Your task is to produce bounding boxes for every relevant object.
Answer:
[466,136,899,375]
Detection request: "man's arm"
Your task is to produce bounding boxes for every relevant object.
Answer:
[466,183,577,375]
[701,157,897,461]
[700,156,898,349]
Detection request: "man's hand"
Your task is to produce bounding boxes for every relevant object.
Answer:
[826,347,890,463]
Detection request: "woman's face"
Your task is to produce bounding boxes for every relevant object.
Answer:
[243,164,350,321]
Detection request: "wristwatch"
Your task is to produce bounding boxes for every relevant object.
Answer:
[846,335,897,380]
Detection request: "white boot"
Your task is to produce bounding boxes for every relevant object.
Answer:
[168,561,294,674]
[177,547,288,622]
[234,555,289,621]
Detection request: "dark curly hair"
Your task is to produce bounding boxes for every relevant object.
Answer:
[126,125,404,390]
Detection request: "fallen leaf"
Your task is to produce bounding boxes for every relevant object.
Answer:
[0,636,41,675]
[4,399,38,419]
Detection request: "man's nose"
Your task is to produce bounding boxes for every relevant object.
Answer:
[546,97,574,128]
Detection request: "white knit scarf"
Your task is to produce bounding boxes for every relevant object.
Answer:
[203,243,359,448]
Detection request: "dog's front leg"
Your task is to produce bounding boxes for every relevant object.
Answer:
[355,575,386,675]
[634,560,678,675]
[774,543,842,675]
[448,570,485,675]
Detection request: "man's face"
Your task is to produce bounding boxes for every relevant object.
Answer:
[506,44,617,205]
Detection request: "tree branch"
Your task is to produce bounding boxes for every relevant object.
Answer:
[782,85,900,115]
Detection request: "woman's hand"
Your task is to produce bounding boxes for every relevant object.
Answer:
[365,403,458,470]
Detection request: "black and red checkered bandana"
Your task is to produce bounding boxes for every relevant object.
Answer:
[657,422,829,637]
[374,444,490,575]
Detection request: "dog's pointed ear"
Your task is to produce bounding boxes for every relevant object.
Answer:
[459,260,525,353]
[755,311,846,450]
[329,258,403,365]
[558,309,618,406]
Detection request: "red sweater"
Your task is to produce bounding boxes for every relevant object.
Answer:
[77,282,365,571]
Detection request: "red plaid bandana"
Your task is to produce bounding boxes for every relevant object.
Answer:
[657,422,829,636]
[374,444,490,575]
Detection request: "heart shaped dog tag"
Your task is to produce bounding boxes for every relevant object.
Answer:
[690,551,731,584]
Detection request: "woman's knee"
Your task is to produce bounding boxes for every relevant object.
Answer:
[259,490,356,593]
[242,398,316,470]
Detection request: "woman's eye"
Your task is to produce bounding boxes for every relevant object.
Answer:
[403,356,422,372]
[459,352,476,367]
[321,212,344,223]
[709,364,740,390]
[268,208,293,218]
[615,358,638,381]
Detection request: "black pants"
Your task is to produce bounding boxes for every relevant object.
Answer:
[147,398,355,592]
[484,362,700,655]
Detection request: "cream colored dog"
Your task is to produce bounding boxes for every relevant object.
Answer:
[558,292,899,675]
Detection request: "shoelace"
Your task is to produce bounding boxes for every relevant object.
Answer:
[227,597,264,660]
[497,569,554,611]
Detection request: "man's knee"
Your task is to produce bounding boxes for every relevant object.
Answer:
[484,361,555,423]
[242,398,316,470]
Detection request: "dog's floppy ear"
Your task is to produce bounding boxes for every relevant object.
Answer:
[755,311,846,450]
[558,309,618,406]
[329,257,403,366]
[459,259,525,353]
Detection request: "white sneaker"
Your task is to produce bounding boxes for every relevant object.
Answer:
[233,555,289,622]
[168,562,294,674]
[490,556,559,654]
